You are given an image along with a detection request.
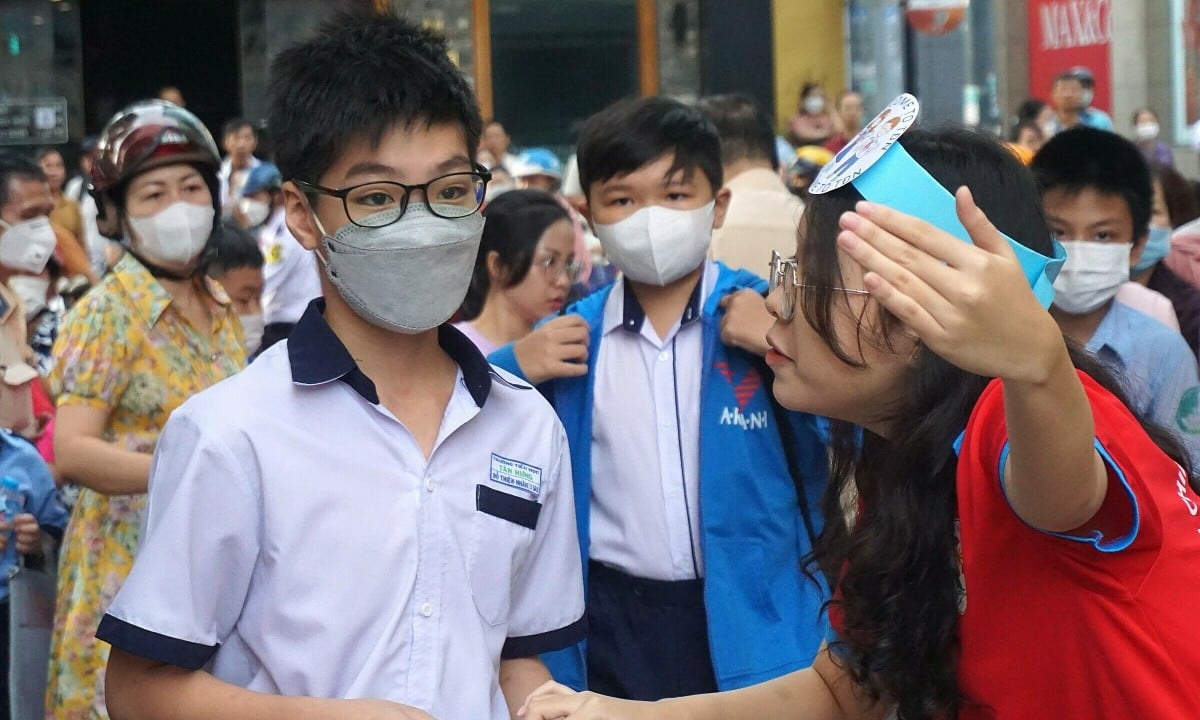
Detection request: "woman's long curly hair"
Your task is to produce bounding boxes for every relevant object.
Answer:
[800,126,1194,719]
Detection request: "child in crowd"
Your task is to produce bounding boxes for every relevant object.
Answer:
[203,222,266,356]
[1032,128,1200,464]
[491,96,830,700]
[99,10,583,720]
[522,107,1200,720]
[0,330,69,719]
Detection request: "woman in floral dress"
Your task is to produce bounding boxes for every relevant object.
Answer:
[44,100,246,719]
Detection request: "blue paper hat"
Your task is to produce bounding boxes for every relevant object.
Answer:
[809,94,1065,308]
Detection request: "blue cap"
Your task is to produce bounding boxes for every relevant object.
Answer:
[515,148,562,179]
[241,162,282,197]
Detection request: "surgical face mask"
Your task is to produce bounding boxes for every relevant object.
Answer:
[238,312,265,353]
[238,198,271,228]
[803,96,826,115]
[1135,122,1160,142]
[594,201,714,286]
[315,203,484,334]
[0,216,56,274]
[1081,89,1094,108]
[7,275,50,319]
[1133,225,1171,275]
[1051,240,1132,315]
[126,201,214,268]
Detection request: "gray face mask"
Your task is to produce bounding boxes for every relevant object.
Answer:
[314,204,485,334]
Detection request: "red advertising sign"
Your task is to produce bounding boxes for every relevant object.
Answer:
[1027,0,1112,112]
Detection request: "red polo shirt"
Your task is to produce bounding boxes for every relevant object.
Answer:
[952,370,1200,718]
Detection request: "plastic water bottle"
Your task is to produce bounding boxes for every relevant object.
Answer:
[0,477,24,522]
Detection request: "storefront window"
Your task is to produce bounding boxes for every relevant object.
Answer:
[0,0,83,147]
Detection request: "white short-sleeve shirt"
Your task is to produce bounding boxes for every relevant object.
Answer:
[588,264,714,581]
[98,299,585,719]
[256,208,321,326]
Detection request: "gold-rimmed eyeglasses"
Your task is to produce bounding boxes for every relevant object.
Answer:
[769,249,871,322]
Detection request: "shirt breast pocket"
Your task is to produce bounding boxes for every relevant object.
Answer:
[468,485,541,627]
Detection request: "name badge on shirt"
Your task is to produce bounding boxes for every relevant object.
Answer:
[490,453,542,497]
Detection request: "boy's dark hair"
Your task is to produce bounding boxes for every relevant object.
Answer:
[1007,119,1043,143]
[222,117,255,138]
[267,9,482,185]
[1030,127,1152,238]
[202,221,265,278]
[460,189,570,320]
[696,94,779,169]
[576,96,722,197]
[0,153,47,210]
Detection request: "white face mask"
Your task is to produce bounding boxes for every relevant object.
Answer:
[238,198,271,228]
[803,96,826,115]
[1051,240,1132,315]
[126,201,214,269]
[0,216,56,274]
[238,312,265,353]
[1135,122,1160,141]
[7,275,50,320]
[594,202,715,286]
[1080,89,1094,108]
[316,203,485,334]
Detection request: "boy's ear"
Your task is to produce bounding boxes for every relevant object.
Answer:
[281,181,323,252]
[711,187,733,231]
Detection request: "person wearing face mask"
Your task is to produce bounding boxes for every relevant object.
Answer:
[455,189,577,355]
[98,12,584,720]
[490,96,831,702]
[1069,66,1115,131]
[0,153,60,444]
[43,99,246,718]
[234,162,319,353]
[1120,162,1200,361]
[1033,128,1200,467]
[1131,108,1175,167]
[786,82,835,148]
[203,222,266,356]
[1116,167,1200,352]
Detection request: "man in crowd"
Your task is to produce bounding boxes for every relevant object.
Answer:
[700,94,803,276]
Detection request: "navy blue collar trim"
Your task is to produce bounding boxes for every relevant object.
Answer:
[288,299,492,407]
[620,275,704,334]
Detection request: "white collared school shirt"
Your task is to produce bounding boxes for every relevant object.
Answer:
[98,300,585,719]
[588,263,715,581]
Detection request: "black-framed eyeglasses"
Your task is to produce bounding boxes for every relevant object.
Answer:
[294,166,492,228]
[769,249,870,322]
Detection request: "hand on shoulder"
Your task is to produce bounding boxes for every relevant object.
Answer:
[514,315,591,384]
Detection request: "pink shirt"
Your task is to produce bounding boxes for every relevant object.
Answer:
[452,321,499,357]
[1115,282,1180,332]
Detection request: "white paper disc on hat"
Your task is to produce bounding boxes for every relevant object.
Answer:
[809,94,921,195]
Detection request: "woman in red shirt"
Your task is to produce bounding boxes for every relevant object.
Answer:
[520,127,1200,719]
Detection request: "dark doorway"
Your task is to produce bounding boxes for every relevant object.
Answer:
[698,0,775,119]
[490,0,639,155]
[79,0,240,139]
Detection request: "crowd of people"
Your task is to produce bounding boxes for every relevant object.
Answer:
[0,7,1197,720]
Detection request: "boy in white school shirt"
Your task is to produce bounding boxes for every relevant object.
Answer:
[97,10,584,720]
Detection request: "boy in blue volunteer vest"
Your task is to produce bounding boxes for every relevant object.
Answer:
[489,96,830,700]
[97,10,584,720]
[1031,128,1200,466]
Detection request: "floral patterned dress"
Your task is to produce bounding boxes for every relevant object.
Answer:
[44,254,245,719]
